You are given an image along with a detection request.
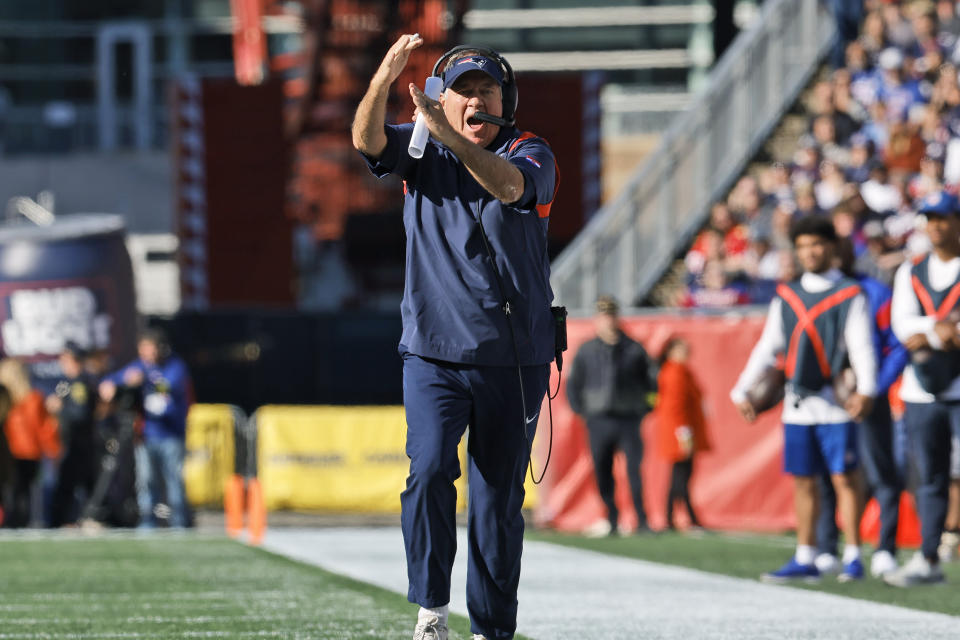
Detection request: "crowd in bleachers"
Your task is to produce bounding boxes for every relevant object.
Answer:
[673,0,960,308]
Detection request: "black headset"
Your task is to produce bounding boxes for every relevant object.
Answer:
[431,45,518,127]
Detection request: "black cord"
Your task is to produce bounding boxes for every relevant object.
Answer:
[473,204,553,485]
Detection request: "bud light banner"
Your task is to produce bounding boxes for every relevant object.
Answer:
[0,215,137,382]
[1,280,114,356]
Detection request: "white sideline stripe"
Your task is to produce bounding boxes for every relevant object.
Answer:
[261,527,960,640]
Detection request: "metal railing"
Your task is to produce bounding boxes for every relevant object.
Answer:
[550,0,837,311]
[0,16,301,154]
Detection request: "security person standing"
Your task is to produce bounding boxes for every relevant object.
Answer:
[886,190,960,586]
[48,342,98,528]
[352,34,558,640]
[567,295,656,535]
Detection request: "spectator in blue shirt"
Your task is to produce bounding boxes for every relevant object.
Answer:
[99,329,192,529]
[353,35,558,640]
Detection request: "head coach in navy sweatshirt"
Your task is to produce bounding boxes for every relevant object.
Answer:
[352,34,559,640]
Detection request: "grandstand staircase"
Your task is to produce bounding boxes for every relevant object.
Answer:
[549,0,838,312]
[646,105,819,308]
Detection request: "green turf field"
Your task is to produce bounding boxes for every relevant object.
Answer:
[0,534,510,640]
[2,530,957,638]
[528,528,960,617]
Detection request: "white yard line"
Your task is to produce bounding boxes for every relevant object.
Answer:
[262,527,960,640]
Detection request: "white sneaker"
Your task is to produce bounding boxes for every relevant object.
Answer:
[471,636,487,640]
[938,531,960,562]
[413,615,448,640]
[882,551,946,587]
[870,549,898,578]
[814,553,840,575]
[582,519,613,538]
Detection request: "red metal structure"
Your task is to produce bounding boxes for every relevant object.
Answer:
[213,1,598,306]
[265,0,468,241]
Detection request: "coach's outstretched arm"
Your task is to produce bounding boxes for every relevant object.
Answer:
[352,34,422,158]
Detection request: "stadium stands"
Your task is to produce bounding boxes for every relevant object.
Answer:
[672,0,960,309]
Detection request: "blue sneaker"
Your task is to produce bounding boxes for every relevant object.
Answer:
[837,557,864,582]
[760,558,820,583]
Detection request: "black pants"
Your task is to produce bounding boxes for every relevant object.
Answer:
[51,440,96,528]
[666,457,700,529]
[904,400,960,561]
[586,415,647,528]
[4,459,38,528]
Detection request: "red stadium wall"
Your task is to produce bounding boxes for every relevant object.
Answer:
[533,312,797,533]
[174,77,295,308]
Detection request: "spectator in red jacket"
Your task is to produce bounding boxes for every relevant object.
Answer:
[655,337,711,530]
[0,358,60,528]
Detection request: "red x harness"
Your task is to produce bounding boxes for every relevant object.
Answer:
[911,274,960,320]
[777,283,861,380]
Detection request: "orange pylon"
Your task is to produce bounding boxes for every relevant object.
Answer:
[223,473,267,545]
[247,478,266,545]
[224,474,246,538]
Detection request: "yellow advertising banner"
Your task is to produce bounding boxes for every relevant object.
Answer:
[183,404,237,506]
[256,405,539,513]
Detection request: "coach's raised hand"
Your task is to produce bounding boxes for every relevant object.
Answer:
[352,33,423,159]
[377,33,422,86]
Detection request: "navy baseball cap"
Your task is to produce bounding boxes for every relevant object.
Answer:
[442,55,504,91]
[918,191,960,217]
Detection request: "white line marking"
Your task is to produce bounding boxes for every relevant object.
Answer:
[262,527,960,640]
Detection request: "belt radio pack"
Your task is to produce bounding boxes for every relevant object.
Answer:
[551,305,567,372]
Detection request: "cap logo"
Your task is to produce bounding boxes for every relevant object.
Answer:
[456,56,487,70]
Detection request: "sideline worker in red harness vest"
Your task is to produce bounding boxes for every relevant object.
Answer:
[730,216,877,584]
[886,190,960,587]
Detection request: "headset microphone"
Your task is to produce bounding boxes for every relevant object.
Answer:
[471,111,508,127]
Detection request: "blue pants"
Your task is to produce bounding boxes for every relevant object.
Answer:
[401,354,549,640]
[817,395,904,555]
[783,422,858,476]
[903,401,960,560]
[134,437,187,528]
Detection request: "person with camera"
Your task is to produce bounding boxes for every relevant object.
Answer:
[47,342,98,528]
[352,34,558,640]
[99,329,192,529]
[730,216,876,583]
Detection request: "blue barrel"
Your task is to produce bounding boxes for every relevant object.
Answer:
[0,214,138,385]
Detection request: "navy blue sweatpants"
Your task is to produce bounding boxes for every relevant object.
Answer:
[903,400,960,561]
[400,354,549,640]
